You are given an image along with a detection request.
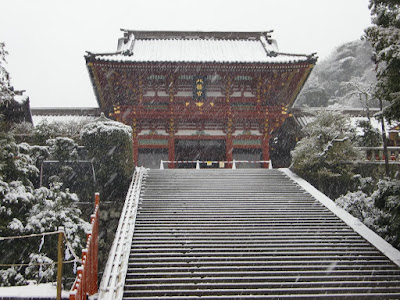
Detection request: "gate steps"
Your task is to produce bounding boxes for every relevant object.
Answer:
[120,169,400,299]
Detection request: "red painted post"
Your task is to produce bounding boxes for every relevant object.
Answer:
[69,193,100,300]
[226,136,233,169]
[81,253,87,299]
[262,135,270,169]
[168,135,175,169]
[93,193,100,293]
[86,234,92,295]
[76,267,83,300]
[69,291,76,300]
[95,193,100,206]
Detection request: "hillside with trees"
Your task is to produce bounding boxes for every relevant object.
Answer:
[295,39,378,108]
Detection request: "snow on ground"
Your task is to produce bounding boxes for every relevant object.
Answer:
[0,282,69,299]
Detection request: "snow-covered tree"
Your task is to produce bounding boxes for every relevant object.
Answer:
[0,45,91,286]
[365,0,400,121]
[34,120,90,145]
[336,190,385,232]
[47,137,78,163]
[372,178,400,248]
[0,133,90,286]
[295,40,377,108]
[291,110,362,198]
[336,177,400,250]
[357,119,382,147]
[0,42,13,107]
[81,120,133,201]
[0,133,38,191]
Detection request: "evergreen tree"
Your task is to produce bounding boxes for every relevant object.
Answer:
[365,0,400,121]
[0,133,90,286]
[0,42,13,108]
[81,120,133,201]
[357,120,382,147]
[0,44,90,286]
[291,110,362,198]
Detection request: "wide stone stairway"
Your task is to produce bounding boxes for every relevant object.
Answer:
[122,169,400,299]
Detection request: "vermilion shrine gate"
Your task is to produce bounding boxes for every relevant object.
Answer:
[85,30,316,168]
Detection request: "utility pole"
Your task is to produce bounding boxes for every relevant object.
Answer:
[57,227,64,300]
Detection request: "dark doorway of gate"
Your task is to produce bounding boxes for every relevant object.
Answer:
[233,148,262,168]
[175,139,226,168]
[138,148,168,169]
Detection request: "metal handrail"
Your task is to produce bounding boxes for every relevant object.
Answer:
[97,167,147,300]
[160,160,272,169]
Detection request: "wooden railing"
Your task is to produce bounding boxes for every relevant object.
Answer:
[69,193,100,300]
[357,147,400,164]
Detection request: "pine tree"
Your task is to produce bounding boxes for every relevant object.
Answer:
[0,45,90,286]
[365,0,400,121]
[0,42,13,108]
[291,110,362,199]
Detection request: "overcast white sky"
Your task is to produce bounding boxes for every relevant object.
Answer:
[0,0,372,108]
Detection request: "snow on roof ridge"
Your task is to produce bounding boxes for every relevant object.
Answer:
[120,29,274,38]
[86,30,316,64]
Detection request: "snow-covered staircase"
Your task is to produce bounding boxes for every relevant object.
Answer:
[122,169,400,299]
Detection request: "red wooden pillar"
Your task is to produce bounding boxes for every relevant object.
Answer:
[168,133,175,169]
[262,115,270,168]
[168,74,176,169]
[224,74,233,169]
[226,135,233,168]
[133,134,139,167]
[262,134,270,168]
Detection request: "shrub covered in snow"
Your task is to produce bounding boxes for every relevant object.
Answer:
[33,120,90,145]
[81,120,133,201]
[0,132,90,286]
[336,177,400,250]
[291,110,362,198]
[336,190,385,233]
[0,268,26,287]
[0,133,39,187]
[356,120,382,147]
[47,137,78,163]
[372,178,400,248]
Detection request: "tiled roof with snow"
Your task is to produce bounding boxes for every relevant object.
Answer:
[31,108,101,127]
[32,114,99,127]
[87,30,316,64]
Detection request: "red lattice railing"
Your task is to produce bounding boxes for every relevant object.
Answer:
[69,193,100,300]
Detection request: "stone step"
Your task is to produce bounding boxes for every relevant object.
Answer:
[122,169,400,299]
[123,286,400,298]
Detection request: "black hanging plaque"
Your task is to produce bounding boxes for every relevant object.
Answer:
[193,76,206,101]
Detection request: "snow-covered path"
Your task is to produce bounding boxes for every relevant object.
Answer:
[0,282,69,299]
